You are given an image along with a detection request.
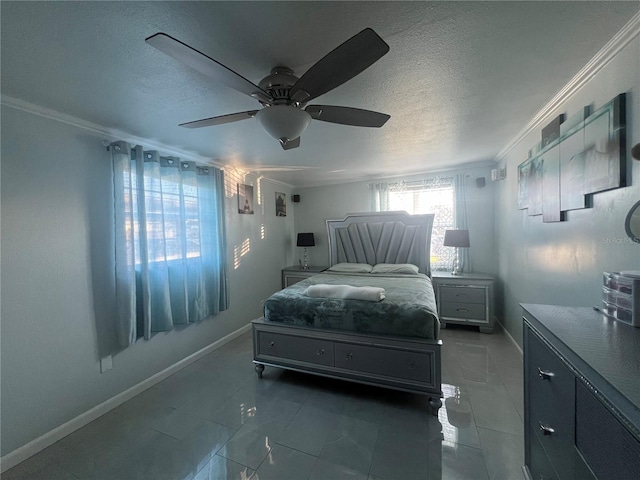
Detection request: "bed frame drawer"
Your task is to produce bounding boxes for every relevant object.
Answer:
[256,331,334,367]
[334,342,432,383]
[252,319,443,415]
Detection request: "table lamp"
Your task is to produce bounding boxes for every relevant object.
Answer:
[297,233,315,270]
[444,229,470,275]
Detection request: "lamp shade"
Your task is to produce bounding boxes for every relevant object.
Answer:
[443,230,470,248]
[256,105,311,142]
[297,232,315,247]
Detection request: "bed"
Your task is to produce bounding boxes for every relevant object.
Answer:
[252,211,443,414]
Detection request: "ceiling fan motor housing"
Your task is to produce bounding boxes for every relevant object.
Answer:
[258,67,300,105]
[256,67,311,142]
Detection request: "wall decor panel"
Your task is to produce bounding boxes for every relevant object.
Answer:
[518,94,626,222]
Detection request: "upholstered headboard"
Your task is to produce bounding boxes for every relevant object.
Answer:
[326,211,435,275]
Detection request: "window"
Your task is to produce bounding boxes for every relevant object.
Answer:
[125,166,203,264]
[112,142,228,347]
[371,177,456,271]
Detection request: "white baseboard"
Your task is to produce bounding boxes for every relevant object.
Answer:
[497,318,523,355]
[0,322,253,473]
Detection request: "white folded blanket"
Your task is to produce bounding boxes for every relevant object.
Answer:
[304,284,385,302]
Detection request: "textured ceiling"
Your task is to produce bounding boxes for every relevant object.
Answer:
[2,1,638,187]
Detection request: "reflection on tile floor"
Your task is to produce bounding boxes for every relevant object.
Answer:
[4,324,524,480]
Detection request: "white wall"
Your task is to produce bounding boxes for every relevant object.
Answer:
[0,106,295,456]
[494,35,640,345]
[292,164,498,278]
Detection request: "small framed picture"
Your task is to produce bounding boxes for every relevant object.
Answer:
[275,192,287,217]
[237,184,254,214]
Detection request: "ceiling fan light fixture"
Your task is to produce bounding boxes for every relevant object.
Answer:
[256,105,311,142]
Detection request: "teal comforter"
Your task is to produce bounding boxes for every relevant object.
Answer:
[264,272,439,339]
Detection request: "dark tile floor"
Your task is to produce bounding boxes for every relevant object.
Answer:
[4,324,524,480]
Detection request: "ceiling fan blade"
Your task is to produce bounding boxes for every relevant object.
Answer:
[289,28,389,103]
[280,137,300,150]
[179,111,258,129]
[146,33,272,103]
[306,105,390,127]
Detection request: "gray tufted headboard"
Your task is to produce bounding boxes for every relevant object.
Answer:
[326,211,435,276]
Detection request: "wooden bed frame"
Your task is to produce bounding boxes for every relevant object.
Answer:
[252,212,443,414]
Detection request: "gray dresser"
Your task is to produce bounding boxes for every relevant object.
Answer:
[522,304,640,480]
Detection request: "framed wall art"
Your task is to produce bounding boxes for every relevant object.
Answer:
[237,184,254,214]
[275,192,286,217]
[518,93,626,223]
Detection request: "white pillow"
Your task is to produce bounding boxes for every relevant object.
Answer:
[371,263,419,274]
[327,263,373,273]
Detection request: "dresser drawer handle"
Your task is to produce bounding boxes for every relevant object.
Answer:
[409,362,417,370]
[456,293,469,297]
[317,349,325,356]
[456,308,469,312]
[538,422,555,436]
[345,353,353,360]
[537,368,555,380]
[269,341,275,347]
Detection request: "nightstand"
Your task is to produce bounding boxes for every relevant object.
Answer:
[431,272,495,333]
[281,265,328,288]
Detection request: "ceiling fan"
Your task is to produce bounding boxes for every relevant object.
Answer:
[145,28,391,150]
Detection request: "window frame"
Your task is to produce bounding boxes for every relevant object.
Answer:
[385,177,456,272]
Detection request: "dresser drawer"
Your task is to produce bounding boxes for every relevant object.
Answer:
[440,302,486,321]
[256,331,334,367]
[334,342,432,384]
[528,424,559,480]
[526,327,576,480]
[576,381,640,480]
[439,285,486,304]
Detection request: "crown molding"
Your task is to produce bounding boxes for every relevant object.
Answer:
[1,94,221,167]
[258,176,296,189]
[293,158,497,190]
[496,10,640,162]
[1,94,297,186]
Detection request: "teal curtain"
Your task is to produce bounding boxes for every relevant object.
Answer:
[454,173,471,273]
[111,141,228,348]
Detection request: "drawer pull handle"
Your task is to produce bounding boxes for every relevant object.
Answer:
[269,341,275,347]
[456,294,468,297]
[537,368,555,380]
[409,362,417,370]
[317,349,325,356]
[345,353,353,360]
[538,422,555,436]
[456,308,469,312]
